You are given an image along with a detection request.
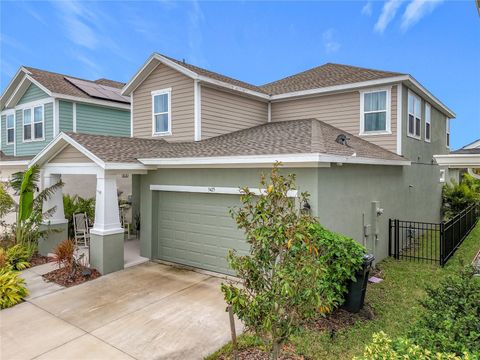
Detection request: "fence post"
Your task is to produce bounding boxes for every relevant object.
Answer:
[395,219,400,260]
[439,222,445,267]
[388,219,392,257]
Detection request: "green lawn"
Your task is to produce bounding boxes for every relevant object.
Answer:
[207,221,480,360]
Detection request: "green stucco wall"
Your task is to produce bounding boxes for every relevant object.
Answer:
[17,84,48,105]
[59,100,73,132]
[76,103,130,137]
[135,164,442,266]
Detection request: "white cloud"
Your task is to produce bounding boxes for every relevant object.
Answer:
[374,0,404,33]
[322,29,341,54]
[401,0,444,31]
[53,1,99,49]
[362,2,373,16]
[186,0,207,65]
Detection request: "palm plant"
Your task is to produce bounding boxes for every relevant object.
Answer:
[2,165,64,248]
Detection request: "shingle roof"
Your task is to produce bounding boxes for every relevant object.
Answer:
[259,63,404,95]
[450,148,480,155]
[23,67,129,103]
[162,55,268,94]
[65,119,406,164]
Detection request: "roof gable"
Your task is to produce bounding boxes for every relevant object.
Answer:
[17,83,49,105]
[260,63,405,95]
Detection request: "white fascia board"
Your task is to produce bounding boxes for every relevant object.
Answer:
[270,76,409,101]
[406,76,455,118]
[196,75,270,100]
[0,67,27,108]
[0,160,29,167]
[138,153,410,167]
[150,184,298,198]
[104,162,152,170]
[29,133,106,169]
[434,154,480,167]
[52,93,130,110]
[25,75,53,97]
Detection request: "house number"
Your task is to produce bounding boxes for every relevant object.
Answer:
[208,187,216,192]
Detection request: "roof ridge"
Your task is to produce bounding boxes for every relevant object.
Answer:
[323,62,405,76]
[23,66,124,86]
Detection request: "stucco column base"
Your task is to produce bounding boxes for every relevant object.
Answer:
[38,222,68,256]
[90,232,124,275]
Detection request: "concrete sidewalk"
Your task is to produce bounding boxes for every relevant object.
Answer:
[0,262,241,360]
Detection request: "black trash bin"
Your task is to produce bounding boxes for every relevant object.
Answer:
[342,254,375,313]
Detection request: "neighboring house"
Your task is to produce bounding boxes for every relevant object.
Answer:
[0,67,131,198]
[30,53,455,275]
[435,138,480,182]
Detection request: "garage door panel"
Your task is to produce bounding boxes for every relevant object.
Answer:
[156,192,249,275]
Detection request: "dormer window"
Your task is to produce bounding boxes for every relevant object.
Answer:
[360,88,391,135]
[152,88,171,136]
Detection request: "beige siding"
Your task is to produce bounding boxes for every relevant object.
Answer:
[49,145,92,163]
[271,86,398,153]
[132,63,195,142]
[201,86,268,139]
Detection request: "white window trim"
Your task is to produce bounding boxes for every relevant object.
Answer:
[6,112,15,145]
[151,88,172,137]
[22,104,45,143]
[359,87,391,136]
[446,117,450,149]
[425,103,431,143]
[439,169,446,183]
[407,90,422,140]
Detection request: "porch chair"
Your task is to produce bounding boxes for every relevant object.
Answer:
[73,212,90,247]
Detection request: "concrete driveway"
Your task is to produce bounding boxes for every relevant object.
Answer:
[0,262,241,360]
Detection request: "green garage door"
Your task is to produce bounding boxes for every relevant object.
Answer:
[156,191,249,275]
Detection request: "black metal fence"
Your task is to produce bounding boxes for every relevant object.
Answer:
[389,204,479,266]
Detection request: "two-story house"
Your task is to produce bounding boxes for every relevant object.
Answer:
[0,66,131,198]
[29,53,455,275]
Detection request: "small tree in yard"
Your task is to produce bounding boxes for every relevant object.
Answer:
[221,163,328,359]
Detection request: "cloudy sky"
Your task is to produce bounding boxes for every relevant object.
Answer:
[1,0,478,148]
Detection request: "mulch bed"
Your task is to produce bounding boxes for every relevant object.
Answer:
[29,253,50,267]
[43,265,101,287]
[306,304,375,334]
[219,345,303,360]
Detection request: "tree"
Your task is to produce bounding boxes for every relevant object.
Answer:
[2,165,63,247]
[221,163,327,359]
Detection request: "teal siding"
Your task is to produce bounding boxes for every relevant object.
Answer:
[17,84,49,105]
[59,101,73,132]
[15,102,54,156]
[1,115,14,155]
[76,104,130,137]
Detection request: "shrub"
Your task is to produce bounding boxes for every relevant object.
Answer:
[2,244,34,271]
[355,332,474,360]
[52,239,75,271]
[408,267,480,355]
[221,164,364,359]
[0,267,29,309]
[63,195,95,239]
[308,224,365,308]
[442,173,480,220]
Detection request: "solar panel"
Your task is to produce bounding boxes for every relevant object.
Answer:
[65,77,130,103]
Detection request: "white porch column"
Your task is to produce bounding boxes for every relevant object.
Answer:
[42,173,67,224]
[91,172,123,235]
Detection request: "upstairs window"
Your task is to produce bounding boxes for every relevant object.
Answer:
[360,89,390,134]
[23,105,44,141]
[425,103,431,142]
[408,91,421,138]
[152,89,171,135]
[6,114,15,144]
[446,118,450,148]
